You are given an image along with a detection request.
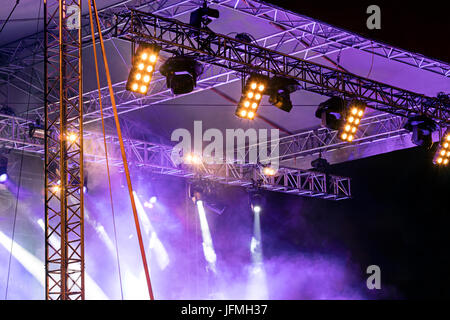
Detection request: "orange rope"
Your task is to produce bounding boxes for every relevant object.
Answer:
[87,0,124,300]
[89,0,154,300]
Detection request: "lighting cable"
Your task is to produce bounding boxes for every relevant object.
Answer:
[4,0,39,300]
[88,0,124,300]
[89,0,154,300]
[0,0,20,34]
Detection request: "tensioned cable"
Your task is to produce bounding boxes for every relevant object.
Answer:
[88,1,124,300]
[90,0,154,300]
[0,0,20,34]
[4,0,40,300]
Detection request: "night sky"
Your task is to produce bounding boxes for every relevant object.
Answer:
[268,0,449,63]
[257,144,450,299]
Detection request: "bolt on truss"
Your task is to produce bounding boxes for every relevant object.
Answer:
[44,0,85,300]
[0,113,350,200]
[116,9,448,124]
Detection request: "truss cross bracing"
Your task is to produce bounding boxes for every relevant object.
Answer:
[0,113,351,200]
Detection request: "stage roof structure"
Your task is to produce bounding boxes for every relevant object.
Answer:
[1,0,449,170]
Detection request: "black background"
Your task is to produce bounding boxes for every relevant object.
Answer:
[268,0,449,63]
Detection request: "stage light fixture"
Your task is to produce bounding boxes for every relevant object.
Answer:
[126,43,160,95]
[51,181,61,194]
[235,74,269,120]
[0,155,7,184]
[67,132,78,143]
[184,153,203,165]
[249,191,265,214]
[189,181,205,203]
[267,76,299,113]
[189,2,220,29]
[339,100,366,143]
[315,96,346,130]
[433,131,450,166]
[311,155,330,172]
[28,119,45,140]
[404,115,437,148]
[262,166,277,176]
[160,55,204,95]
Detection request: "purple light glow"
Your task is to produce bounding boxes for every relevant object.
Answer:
[0,166,371,300]
[0,173,7,183]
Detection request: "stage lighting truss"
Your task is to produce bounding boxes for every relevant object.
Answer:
[126,43,160,95]
[340,100,366,143]
[236,74,269,120]
[434,131,450,166]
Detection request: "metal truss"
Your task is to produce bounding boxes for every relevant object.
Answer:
[214,0,450,77]
[2,0,448,101]
[0,0,199,106]
[272,113,408,163]
[116,10,448,124]
[0,113,350,200]
[1,0,447,136]
[44,0,84,300]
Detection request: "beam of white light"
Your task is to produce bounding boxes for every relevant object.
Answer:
[95,224,116,254]
[36,219,108,299]
[133,191,170,270]
[0,230,45,288]
[247,211,268,299]
[196,200,217,273]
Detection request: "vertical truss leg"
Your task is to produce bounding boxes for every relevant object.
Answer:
[44,0,84,300]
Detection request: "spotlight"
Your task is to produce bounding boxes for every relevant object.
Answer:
[267,76,299,112]
[126,43,160,95]
[261,165,277,176]
[235,33,253,44]
[160,55,204,95]
[315,96,346,130]
[0,155,7,184]
[51,181,61,194]
[315,97,366,142]
[311,155,330,173]
[235,74,269,120]
[404,115,437,148]
[249,191,264,214]
[83,175,88,194]
[66,132,78,143]
[29,119,45,140]
[189,181,205,203]
[184,152,203,165]
[189,2,220,29]
[339,100,366,143]
[149,196,157,204]
[433,130,450,166]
